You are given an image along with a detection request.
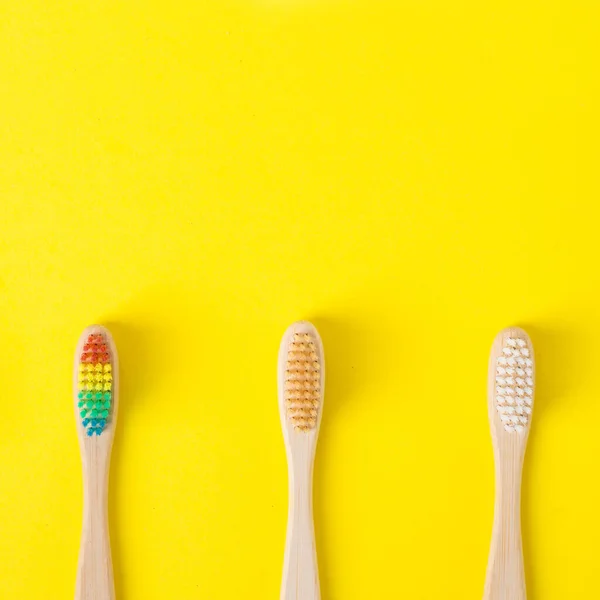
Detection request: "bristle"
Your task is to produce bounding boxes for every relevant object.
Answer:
[495,336,533,432]
[284,332,321,432]
[78,332,112,436]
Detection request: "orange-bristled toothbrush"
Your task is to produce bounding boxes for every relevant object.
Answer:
[278,321,325,600]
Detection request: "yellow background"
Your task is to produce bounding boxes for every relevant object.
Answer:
[0,1,598,598]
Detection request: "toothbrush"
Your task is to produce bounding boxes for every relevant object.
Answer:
[73,325,118,600]
[484,327,535,600]
[278,321,325,600]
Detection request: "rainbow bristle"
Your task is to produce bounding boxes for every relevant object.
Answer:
[78,333,112,436]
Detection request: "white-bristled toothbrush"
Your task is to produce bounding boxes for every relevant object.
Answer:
[278,321,325,600]
[484,327,535,600]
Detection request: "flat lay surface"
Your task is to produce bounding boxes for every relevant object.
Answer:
[0,1,599,598]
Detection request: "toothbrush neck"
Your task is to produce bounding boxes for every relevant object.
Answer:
[494,440,526,531]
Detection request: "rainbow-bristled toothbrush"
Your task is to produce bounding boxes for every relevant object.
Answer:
[73,325,118,600]
[484,327,535,600]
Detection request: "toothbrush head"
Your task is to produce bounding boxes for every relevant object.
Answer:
[490,328,534,434]
[75,328,116,437]
[279,322,324,434]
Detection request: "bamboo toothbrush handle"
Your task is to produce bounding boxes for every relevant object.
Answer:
[75,453,115,600]
[281,452,320,600]
[484,453,526,600]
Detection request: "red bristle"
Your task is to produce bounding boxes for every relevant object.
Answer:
[82,334,109,363]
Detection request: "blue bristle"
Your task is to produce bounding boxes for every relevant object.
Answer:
[82,419,89,427]
[91,419,97,427]
[87,428,94,437]
[98,419,106,428]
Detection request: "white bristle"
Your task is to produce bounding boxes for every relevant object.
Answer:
[494,335,534,433]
